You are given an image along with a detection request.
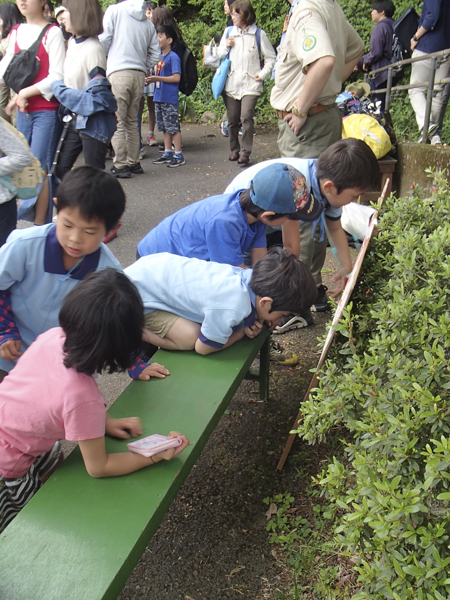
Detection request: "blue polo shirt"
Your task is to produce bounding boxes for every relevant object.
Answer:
[125,253,256,349]
[416,0,450,54]
[0,224,122,373]
[137,191,267,265]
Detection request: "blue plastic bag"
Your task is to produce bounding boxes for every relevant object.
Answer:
[212,55,231,99]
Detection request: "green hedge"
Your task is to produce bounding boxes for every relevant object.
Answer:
[295,172,450,600]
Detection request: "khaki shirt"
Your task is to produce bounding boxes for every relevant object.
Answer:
[271,0,364,111]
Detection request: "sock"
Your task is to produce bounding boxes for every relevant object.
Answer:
[175,151,183,157]
[148,131,153,136]
[164,149,173,155]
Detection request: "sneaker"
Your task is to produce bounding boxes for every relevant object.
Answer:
[147,134,157,146]
[103,221,122,244]
[273,311,314,334]
[312,284,330,312]
[418,122,438,143]
[153,153,173,164]
[129,162,144,174]
[167,154,185,168]
[221,120,229,137]
[139,148,146,161]
[270,338,298,366]
[431,134,442,146]
[110,166,131,179]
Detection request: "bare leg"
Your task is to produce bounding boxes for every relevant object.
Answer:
[163,132,172,152]
[173,131,182,153]
[143,318,200,351]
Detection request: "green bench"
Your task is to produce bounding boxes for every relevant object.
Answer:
[0,331,270,600]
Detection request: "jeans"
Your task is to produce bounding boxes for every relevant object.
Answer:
[55,120,108,180]
[16,109,62,223]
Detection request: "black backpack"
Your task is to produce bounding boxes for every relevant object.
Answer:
[392,6,419,61]
[3,24,52,94]
[179,46,198,96]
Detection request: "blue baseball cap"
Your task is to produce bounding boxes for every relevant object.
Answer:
[250,163,322,222]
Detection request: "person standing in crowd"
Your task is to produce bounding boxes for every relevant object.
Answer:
[270,0,364,327]
[408,0,450,143]
[218,0,275,167]
[0,3,23,122]
[140,1,157,149]
[51,0,117,178]
[0,0,65,225]
[99,0,159,179]
[0,116,35,246]
[219,0,237,137]
[357,0,395,112]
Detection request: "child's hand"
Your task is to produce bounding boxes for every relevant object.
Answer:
[0,339,23,361]
[254,73,262,82]
[138,362,170,381]
[244,320,263,338]
[146,75,157,84]
[329,268,348,298]
[153,431,190,462]
[105,416,142,439]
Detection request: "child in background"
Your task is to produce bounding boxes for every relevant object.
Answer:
[356,0,396,112]
[0,165,166,383]
[0,268,189,533]
[125,248,317,355]
[136,163,319,267]
[150,25,184,168]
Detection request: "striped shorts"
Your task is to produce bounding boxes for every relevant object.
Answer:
[0,441,62,533]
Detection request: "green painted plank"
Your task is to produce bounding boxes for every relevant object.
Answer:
[0,331,269,600]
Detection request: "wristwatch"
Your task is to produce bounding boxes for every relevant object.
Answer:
[413,34,419,42]
[291,104,308,118]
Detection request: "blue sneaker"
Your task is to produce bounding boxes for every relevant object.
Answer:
[167,154,185,168]
[153,153,173,164]
[221,121,228,137]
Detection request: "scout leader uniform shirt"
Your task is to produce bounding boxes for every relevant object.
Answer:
[271,0,364,112]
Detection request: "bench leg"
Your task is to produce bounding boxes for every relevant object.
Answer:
[259,335,270,401]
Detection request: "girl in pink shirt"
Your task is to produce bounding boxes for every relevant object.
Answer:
[0,268,189,533]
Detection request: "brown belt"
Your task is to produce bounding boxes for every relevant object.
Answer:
[275,103,334,119]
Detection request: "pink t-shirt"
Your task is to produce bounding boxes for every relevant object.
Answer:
[0,327,106,478]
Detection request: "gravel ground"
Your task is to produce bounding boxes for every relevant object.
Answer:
[51,123,341,599]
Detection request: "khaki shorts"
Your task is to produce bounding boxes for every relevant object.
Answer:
[144,310,180,338]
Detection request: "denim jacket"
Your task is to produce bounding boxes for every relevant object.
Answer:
[51,77,117,144]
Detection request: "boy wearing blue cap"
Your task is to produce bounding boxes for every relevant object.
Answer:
[137,163,317,267]
[226,138,380,331]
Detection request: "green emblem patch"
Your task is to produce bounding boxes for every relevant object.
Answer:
[303,35,316,51]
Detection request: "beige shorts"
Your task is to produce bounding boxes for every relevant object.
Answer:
[144,310,180,338]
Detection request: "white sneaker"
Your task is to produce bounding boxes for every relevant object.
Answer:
[430,134,442,146]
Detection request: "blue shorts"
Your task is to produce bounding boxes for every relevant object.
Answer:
[154,102,180,135]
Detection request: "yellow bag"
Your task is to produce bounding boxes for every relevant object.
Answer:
[342,114,391,159]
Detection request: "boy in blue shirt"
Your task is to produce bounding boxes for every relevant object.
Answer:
[125,248,317,355]
[226,138,380,331]
[0,166,165,383]
[137,163,316,265]
[148,25,184,167]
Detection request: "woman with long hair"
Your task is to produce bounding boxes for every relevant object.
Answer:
[50,0,117,178]
[0,0,65,224]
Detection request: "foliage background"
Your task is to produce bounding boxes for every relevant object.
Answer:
[1,0,447,140]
